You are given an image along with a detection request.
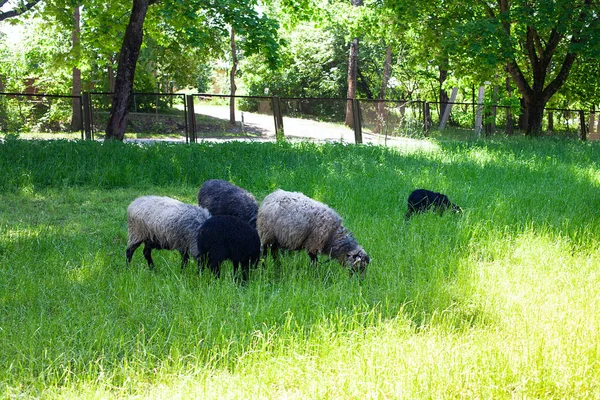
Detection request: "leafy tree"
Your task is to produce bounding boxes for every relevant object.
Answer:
[449,0,600,135]
[105,0,157,140]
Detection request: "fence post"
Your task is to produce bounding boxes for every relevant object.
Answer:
[423,101,430,136]
[82,91,92,140]
[474,86,485,138]
[352,99,363,144]
[272,96,284,140]
[186,95,196,143]
[579,110,587,141]
[79,95,84,140]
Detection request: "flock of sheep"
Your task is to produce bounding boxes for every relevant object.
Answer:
[125,179,461,282]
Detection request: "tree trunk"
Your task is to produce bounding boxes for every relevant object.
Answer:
[229,27,237,126]
[71,5,82,132]
[108,57,116,93]
[344,0,363,128]
[375,46,392,134]
[105,0,154,141]
[524,95,545,135]
[345,37,359,128]
[439,67,449,121]
[505,66,514,135]
[518,97,528,131]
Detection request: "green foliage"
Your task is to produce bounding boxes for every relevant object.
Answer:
[244,23,346,99]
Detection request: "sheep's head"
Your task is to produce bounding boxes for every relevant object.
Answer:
[451,203,463,214]
[329,230,370,275]
[346,247,370,276]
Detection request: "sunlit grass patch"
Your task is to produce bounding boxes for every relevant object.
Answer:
[1,137,600,398]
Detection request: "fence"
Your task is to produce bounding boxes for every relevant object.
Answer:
[1,91,598,144]
[0,92,83,138]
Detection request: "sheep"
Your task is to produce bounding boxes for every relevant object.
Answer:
[196,215,261,282]
[197,179,259,228]
[126,195,211,269]
[405,189,462,220]
[257,189,370,275]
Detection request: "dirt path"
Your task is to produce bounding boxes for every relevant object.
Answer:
[129,105,437,151]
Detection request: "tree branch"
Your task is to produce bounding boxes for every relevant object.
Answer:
[541,28,562,68]
[525,27,540,69]
[497,0,511,37]
[0,0,42,22]
[531,29,545,58]
[506,60,533,101]
[541,0,590,101]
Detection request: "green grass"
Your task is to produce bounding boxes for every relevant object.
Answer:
[1,137,600,398]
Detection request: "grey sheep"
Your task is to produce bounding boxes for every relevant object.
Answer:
[126,195,211,269]
[196,215,261,282]
[257,189,370,274]
[197,179,259,228]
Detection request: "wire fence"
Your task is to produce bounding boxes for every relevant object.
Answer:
[1,91,598,144]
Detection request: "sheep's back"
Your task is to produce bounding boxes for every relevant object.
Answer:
[198,180,258,226]
[257,190,342,253]
[127,196,210,254]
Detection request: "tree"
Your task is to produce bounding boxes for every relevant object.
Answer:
[345,0,363,128]
[71,5,81,131]
[451,0,600,134]
[229,27,237,125]
[105,0,157,140]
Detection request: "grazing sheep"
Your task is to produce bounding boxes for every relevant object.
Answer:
[126,195,211,269]
[197,179,259,228]
[196,215,261,282]
[257,189,370,274]
[405,189,462,220]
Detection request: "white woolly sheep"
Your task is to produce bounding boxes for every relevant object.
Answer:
[126,195,211,269]
[196,215,261,282]
[197,179,259,228]
[257,189,370,274]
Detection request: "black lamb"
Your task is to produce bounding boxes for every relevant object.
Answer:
[197,179,259,228]
[196,215,261,282]
[405,189,462,219]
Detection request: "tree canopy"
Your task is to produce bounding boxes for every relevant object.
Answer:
[1,0,599,135]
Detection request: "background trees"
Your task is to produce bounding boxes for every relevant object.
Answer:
[1,0,599,136]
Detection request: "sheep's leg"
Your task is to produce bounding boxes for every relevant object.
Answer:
[270,243,281,265]
[308,252,318,266]
[142,243,155,269]
[126,241,142,265]
[196,254,208,275]
[208,257,221,278]
[180,250,189,270]
[234,260,250,283]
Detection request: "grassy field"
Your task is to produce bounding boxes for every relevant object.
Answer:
[1,136,599,398]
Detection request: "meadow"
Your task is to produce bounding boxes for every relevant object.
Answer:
[0,136,599,398]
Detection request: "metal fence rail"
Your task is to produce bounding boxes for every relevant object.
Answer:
[0,92,83,138]
[1,91,597,143]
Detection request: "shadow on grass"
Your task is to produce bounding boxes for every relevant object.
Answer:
[195,113,268,139]
[1,138,600,383]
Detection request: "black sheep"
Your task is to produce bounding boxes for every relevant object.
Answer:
[197,179,259,228]
[405,189,462,219]
[196,215,261,282]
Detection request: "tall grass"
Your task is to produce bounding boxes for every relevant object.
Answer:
[1,137,599,398]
